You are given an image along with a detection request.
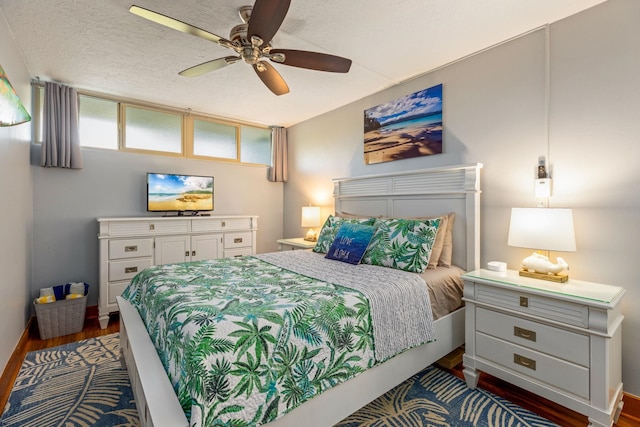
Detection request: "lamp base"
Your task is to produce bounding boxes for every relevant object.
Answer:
[518,269,568,283]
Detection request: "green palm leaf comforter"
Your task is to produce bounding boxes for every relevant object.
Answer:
[122,250,434,427]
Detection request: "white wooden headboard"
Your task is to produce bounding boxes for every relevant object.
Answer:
[333,163,482,271]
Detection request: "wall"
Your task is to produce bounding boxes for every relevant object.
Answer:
[285,0,640,396]
[30,147,283,308]
[0,12,34,374]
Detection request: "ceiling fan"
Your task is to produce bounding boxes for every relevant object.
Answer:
[129,0,352,95]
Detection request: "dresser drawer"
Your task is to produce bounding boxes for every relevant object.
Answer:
[109,258,153,282]
[107,219,190,236]
[224,247,253,258]
[192,218,253,233]
[476,333,589,399]
[108,281,130,304]
[224,232,252,249]
[476,307,589,366]
[109,238,153,260]
[475,284,589,328]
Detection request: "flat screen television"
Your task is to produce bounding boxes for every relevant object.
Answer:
[147,173,214,215]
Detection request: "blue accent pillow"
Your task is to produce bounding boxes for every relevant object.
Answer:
[313,215,377,254]
[325,223,376,265]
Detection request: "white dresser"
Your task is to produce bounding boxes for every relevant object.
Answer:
[97,215,258,329]
[462,269,625,427]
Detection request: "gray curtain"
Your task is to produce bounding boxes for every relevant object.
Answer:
[269,126,288,182]
[41,81,82,169]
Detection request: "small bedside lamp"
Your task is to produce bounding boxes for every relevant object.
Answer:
[301,206,321,242]
[508,208,576,282]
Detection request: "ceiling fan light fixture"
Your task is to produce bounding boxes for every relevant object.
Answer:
[130,0,351,95]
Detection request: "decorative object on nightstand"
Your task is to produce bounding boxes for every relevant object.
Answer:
[301,206,321,241]
[462,269,625,427]
[508,207,576,282]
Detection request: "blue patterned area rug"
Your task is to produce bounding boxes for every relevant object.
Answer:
[1,333,558,427]
[336,365,559,427]
[1,334,138,427]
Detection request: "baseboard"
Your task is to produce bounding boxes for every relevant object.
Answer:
[0,316,35,403]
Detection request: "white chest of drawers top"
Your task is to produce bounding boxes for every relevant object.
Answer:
[97,215,258,329]
[462,269,625,427]
[98,215,258,238]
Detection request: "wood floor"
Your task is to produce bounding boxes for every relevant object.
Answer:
[1,308,639,427]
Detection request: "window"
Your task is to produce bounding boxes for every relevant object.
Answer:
[240,125,271,166]
[32,84,272,165]
[124,105,182,154]
[193,118,237,160]
[79,95,118,150]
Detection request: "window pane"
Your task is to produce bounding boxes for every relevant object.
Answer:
[125,106,182,153]
[79,95,118,149]
[241,126,271,165]
[193,119,237,160]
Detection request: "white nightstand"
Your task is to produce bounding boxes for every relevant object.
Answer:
[277,237,316,251]
[462,269,625,427]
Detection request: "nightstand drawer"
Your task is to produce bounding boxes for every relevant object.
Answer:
[476,284,589,328]
[476,307,589,366]
[476,333,589,399]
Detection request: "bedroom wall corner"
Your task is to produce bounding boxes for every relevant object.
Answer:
[0,11,34,377]
[284,0,640,396]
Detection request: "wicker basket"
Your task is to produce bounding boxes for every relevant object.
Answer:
[34,295,87,339]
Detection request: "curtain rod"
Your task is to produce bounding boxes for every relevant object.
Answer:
[30,79,271,129]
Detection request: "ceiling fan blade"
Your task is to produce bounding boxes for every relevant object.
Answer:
[270,49,352,73]
[130,5,234,48]
[247,0,291,46]
[253,62,289,95]
[179,57,239,77]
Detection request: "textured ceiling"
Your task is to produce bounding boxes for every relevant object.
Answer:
[0,0,604,127]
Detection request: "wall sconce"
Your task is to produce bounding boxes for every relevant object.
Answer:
[508,207,576,282]
[535,158,552,198]
[535,178,552,198]
[0,65,31,127]
[301,206,321,241]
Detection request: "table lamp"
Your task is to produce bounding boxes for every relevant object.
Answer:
[301,206,321,241]
[507,207,576,282]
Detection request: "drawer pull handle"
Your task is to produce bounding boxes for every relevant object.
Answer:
[519,296,529,307]
[125,266,138,274]
[234,254,243,258]
[149,224,155,231]
[124,245,138,252]
[234,238,243,243]
[514,354,536,370]
[221,221,226,227]
[514,326,536,342]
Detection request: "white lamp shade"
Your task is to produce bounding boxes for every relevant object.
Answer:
[301,206,321,227]
[508,208,576,252]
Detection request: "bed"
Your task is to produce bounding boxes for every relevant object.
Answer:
[117,163,482,427]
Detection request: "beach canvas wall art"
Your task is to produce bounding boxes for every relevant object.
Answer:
[363,84,443,165]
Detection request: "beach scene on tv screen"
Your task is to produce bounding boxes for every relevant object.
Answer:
[148,174,213,212]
